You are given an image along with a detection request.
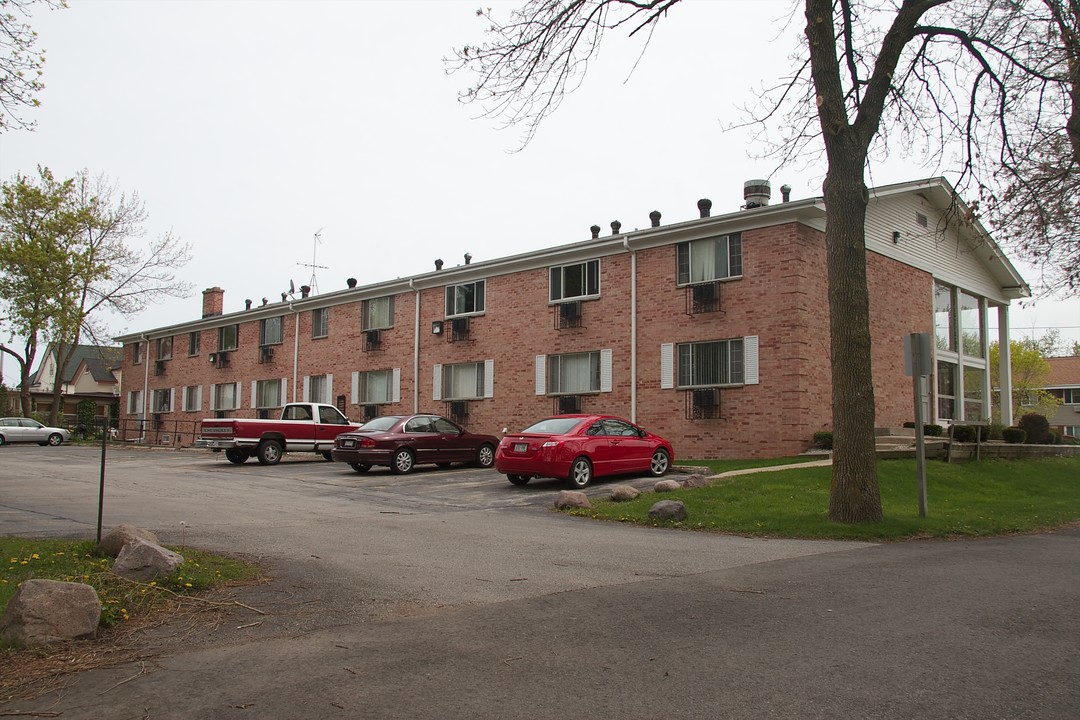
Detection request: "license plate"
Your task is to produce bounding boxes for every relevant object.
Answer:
[342,439,355,448]
[514,443,528,453]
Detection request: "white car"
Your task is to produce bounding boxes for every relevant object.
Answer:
[0,418,71,446]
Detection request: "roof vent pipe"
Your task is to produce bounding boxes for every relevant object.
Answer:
[649,210,661,228]
[743,179,771,209]
[434,259,444,271]
[262,297,268,306]
[590,225,601,239]
[611,220,621,235]
[245,299,252,310]
[300,285,310,298]
[347,277,357,288]
[780,184,792,203]
[464,253,472,265]
[697,199,712,218]
[281,292,288,302]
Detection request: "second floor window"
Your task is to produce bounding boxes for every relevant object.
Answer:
[157,336,173,360]
[261,316,284,345]
[549,352,600,395]
[676,234,742,285]
[312,308,329,338]
[550,260,599,302]
[677,339,745,387]
[364,296,394,330]
[188,331,200,356]
[219,325,238,352]
[133,342,143,365]
[445,281,485,317]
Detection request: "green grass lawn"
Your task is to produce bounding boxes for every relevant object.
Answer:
[1,538,260,634]
[570,456,1080,541]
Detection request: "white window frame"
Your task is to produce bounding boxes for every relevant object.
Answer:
[260,316,284,346]
[351,368,401,405]
[661,336,759,389]
[252,378,287,410]
[445,281,485,318]
[363,296,395,330]
[303,374,333,404]
[549,259,599,302]
[151,388,174,413]
[676,234,742,286]
[211,382,241,411]
[182,385,202,413]
[312,308,329,338]
[219,324,239,352]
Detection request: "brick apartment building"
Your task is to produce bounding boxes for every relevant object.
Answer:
[114,177,1029,459]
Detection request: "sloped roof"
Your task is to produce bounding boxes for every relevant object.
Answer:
[1044,356,1080,388]
[30,345,123,385]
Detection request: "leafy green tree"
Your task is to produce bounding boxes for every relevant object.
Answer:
[0,166,80,416]
[0,167,191,424]
[452,0,1062,523]
[989,339,1061,422]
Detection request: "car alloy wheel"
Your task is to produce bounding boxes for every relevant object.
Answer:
[392,448,415,474]
[568,457,592,488]
[649,449,670,477]
[477,444,495,468]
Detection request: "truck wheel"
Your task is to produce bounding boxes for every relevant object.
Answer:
[257,440,284,466]
[225,448,249,464]
[391,448,415,474]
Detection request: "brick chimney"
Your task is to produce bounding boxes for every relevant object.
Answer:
[202,287,224,318]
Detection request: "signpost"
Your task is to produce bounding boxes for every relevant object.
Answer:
[904,332,932,517]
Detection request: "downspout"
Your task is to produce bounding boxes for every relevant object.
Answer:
[410,279,420,414]
[140,334,149,443]
[289,301,300,403]
[624,237,637,422]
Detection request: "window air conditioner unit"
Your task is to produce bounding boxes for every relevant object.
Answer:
[154,360,166,376]
[364,329,382,351]
[449,400,469,421]
[450,317,470,342]
[558,395,582,414]
[558,300,582,329]
[689,282,720,314]
[217,351,231,368]
[362,404,378,421]
[692,388,721,419]
[260,345,274,363]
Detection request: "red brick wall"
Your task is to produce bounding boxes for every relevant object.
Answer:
[123,224,936,460]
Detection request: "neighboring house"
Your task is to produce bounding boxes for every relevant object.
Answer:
[22,344,123,426]
[114,176,1029,457]
[1042,356,1080,439]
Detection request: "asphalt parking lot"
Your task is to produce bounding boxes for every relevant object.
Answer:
[2,444,1078,719]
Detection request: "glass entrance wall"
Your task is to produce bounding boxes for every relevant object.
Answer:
[932,281,991,424]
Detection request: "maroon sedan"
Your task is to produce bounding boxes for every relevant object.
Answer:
[495,414,674,488]
[331,414,500,475]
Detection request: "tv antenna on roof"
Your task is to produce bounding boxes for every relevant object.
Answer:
[297,228,328,296]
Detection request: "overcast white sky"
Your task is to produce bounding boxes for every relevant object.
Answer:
[1,0,1077,386]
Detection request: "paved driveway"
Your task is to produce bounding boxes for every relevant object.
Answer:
[2,445,1077,719]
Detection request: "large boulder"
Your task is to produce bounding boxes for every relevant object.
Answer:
[0,579,101,647]
[610,485,641,502]
[654,479,682,493]
[681,474,711,489]
[648,500,688,523]
[99,524,160,558]
[112,538,183,581]
[554,490,591,510]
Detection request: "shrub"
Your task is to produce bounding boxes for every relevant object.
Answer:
[812,431,833,450]
[1001,426,1026,443]
[925,424,944,437]
[951,425,977,443]
[902,421,915,429]
[1018,413,1050,445]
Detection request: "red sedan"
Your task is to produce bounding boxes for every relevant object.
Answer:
[495,414,674,488]
[331,414,500,474]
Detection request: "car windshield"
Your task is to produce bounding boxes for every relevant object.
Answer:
[359,416,401,432]
[520,417,586,435]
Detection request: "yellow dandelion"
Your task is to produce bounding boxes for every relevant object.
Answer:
[149,581,156,586]
[30,553,39,559]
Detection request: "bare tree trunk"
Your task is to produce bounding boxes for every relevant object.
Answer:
[48,341,74,427]
[823,156,883,523]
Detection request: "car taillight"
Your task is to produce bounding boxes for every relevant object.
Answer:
[360,437,376,448]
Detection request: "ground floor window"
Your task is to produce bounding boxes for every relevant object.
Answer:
[213,383,238,411]
[152,389,172,413]
[127,390,142,416]
[308,374,329,404]
[443,362,484,400]
[936,360,956,421]
[963,366,985,422]
[183,386,201,412]
[360,370,393,404]
[549,352,600,395]
[256,380,283,409]
[677,339,744,387]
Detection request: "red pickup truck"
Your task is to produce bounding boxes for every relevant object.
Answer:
[197,402,361,465]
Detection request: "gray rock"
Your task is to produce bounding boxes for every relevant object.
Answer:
[609,485,641,502]
[0,579,101,647]
[654,479,682,493]
[648,500,688,522]
[99,524,160,558]
[681,474,711,489]
[112,538,183,581]
[554,490,591,509]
